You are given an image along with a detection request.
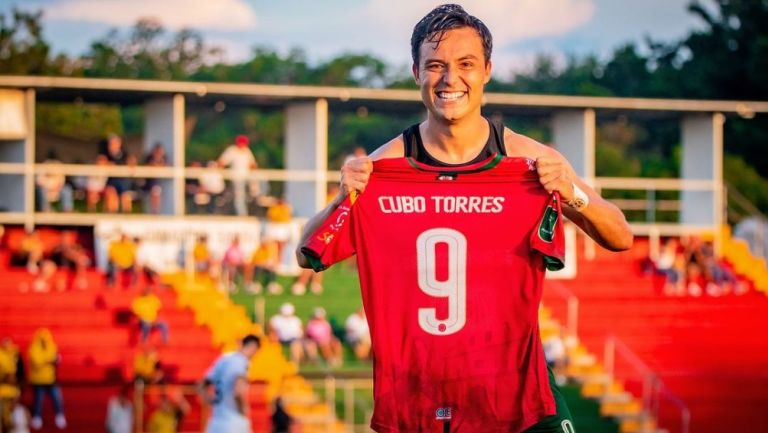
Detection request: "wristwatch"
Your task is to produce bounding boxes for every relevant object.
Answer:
[567,183,589,211]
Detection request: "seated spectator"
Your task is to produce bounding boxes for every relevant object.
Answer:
[146,391,189,433]
[304,308,343,367]
[344,307,371,361]
[86,155,110,212]
[196,161,226,214]
[105,383,133,433]
[131,287,169,345]
[265,197,293,261]
[0,337,24,432]
[14,229,44,275]
[100,134,133,213]
[221,236,246,293]
[133,343,164,385]
[654,238,686,296]
[29,259,61,293]
[51,230,91,290]
[245,237,282,295]
[192,235,213,275]
[27,328,66,430]
[268,303,304,364]
[35,151,73,213]
[143,143,167,214]
[291,269,324,296]
[106,234,138,289]
[135,237,161,290]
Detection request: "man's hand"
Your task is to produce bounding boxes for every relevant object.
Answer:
[536,155,576,203]
[340,157,373,198]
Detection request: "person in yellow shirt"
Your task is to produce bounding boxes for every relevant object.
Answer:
[192,235,212,275]
[245,237,282,295]
[133,343,164,385]
[27,328,67,430]
[107,234,138,289]
[0,337,24,432]
[147,392,189,433]
[264,197,293,264]
[131,287,169,344]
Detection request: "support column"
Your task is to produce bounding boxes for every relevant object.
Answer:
[144,95,185,215]
[680,113,724,227]
[285,99,328,218]
[551,109,596,182]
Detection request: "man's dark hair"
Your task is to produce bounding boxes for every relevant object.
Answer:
[242,334,261,348]
[410,4,493,66]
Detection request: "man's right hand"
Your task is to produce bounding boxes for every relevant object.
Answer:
[340,157,373,199]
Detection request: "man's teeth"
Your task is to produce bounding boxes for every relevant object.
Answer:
[438,92,464,100]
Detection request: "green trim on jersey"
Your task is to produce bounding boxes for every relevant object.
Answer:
[405,153,504,174]
[523,367,576,433]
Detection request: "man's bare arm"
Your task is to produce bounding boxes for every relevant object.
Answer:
[234,376,250,417]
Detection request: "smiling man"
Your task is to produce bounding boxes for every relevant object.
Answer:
[297,4,632,433]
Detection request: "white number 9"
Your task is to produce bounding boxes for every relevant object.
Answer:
[416,228,467,335]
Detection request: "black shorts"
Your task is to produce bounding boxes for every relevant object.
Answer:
[523,368,576,433]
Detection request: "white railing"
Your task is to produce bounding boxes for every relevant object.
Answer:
[604,335,690,433]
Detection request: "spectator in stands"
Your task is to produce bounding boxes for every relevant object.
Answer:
[101,134,133,213]
[192,235,213,276]
[105,383,133,433]
[143,143,168,214]
[304,307,343,367]
[51,230,90,290]
[29,259,61,293]
[27,328,66,430]
[131,286,169,345]
[245,236,282,295]
[218,135,257,216]
[344,307,371,361]
[133,343,164,385]
[7,394,30,433]
[14,229,44,275]
[268,303,304,364]
[35,150,73,213]
[270,396,293,433]
[265,197,293,263]
[291,269,324,296]
[146,391,189,433]
[195,161,227,214]
[106,234,138,289]
[0,337,25,432]
[135,237,161,290]
[654,238,686,296]
[86,154,110,212]
[221,236,246,293]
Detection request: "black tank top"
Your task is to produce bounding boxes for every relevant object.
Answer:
[402,118,507,167]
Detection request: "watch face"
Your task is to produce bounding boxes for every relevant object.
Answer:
[572,198,586,208]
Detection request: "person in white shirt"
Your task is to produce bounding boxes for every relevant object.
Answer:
[268,303,305,364]
[218,135,257,216]
[344,307,371,360]
[105,384,133,433]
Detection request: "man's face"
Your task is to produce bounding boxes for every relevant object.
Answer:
[413,27,492,124]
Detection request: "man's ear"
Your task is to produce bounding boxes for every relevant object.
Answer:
[484,60,492,84]
[412,63,421,85]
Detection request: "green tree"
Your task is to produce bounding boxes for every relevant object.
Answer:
[0,8,51,74]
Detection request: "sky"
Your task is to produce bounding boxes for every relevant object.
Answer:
[2,0,706,78]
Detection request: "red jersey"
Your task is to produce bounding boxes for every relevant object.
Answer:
[302,155,565,433]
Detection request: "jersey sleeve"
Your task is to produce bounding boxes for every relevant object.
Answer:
[530,193,565,271]
[300,197,356,272]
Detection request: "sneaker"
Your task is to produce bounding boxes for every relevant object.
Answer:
[247,282,263,294]
[291,283,306,296]
[310,283,324,295]
[267,282,283,295]
[55,414,67,429]
[30,416,42,429]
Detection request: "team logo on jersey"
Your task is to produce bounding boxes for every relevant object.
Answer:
[538,199,558,243]
[435,407,452,420]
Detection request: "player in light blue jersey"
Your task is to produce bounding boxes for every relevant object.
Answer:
[199,334,261,433]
